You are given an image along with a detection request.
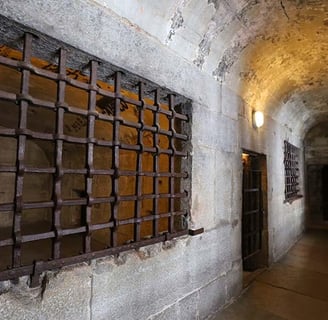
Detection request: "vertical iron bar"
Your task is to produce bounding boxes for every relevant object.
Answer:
[246,172,249,258]
[284,141,287,197]
[255,172,259,251]
[289,144,291,195]
[12,33,33,267]
[134,82,144,242]
[152,90,160,238]
[250,172,254,255]
[242,167,246,258]
[52,48,66,259]
[259,171,263,250]
[110,72,122,247]
[84,60,98,253]
[168,94,176,234]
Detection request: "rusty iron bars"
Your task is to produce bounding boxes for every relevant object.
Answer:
[284,141,300,201]
[0,32,191,285]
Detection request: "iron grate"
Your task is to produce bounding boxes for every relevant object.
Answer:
[0,31,191,285]
[284,140,300,201]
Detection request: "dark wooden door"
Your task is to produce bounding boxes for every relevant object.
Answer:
[322,166,328,221]
[242,169,263,270]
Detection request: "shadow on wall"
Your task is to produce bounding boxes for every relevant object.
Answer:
[305,121,328,228]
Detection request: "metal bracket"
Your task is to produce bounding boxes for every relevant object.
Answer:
[188,228,204,236]
[30,261,44,288]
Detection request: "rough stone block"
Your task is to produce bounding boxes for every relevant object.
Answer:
[186,228,232,289]
[91,243,194,320]
[177,291,200,320]
[0,291,40,320]
[40,264,92,320]
[192,108,240,155]
[191,144,216,229]
[0,265,92,320]
[220,85,241,121]
[148,303,179,320]
[225,261,243,301]
[198,277,226,319]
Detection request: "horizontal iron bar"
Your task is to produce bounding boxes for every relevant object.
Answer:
[0,192,187,212]
[0,210,187,247]
[0,229,188,282]
[244,188,260,192]
[243,249,261,261]
[243,209,261,215]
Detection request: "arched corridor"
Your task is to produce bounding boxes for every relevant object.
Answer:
[0,1,327,319]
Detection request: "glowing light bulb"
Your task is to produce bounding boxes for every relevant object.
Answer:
[253,111,264,128]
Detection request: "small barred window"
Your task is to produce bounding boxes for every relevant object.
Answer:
[284,140,301,202]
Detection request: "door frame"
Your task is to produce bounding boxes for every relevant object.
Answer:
[241,149,269,272]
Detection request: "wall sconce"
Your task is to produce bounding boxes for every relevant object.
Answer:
[253,111,264,128]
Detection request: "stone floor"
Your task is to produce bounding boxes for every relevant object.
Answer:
[214,229,328,320]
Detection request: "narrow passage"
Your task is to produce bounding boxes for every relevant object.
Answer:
[215,230,328,320]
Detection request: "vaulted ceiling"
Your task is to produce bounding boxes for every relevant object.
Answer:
[105,0,327,135]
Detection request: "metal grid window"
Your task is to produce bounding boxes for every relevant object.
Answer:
[284,140,301,201]
[0,28,191,285]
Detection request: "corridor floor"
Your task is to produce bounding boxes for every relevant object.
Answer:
[214,229,328,320]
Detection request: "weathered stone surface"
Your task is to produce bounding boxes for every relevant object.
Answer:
[40,265,92,320]
[198,277,226,319]
[177,291,200,320]
[147,304,180,320]
[191,144,216,229]
[215,231,328,319]
[91,230,235,320]
[0,0,323,319]
[0,290,40,320]
[1,265,92,320]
